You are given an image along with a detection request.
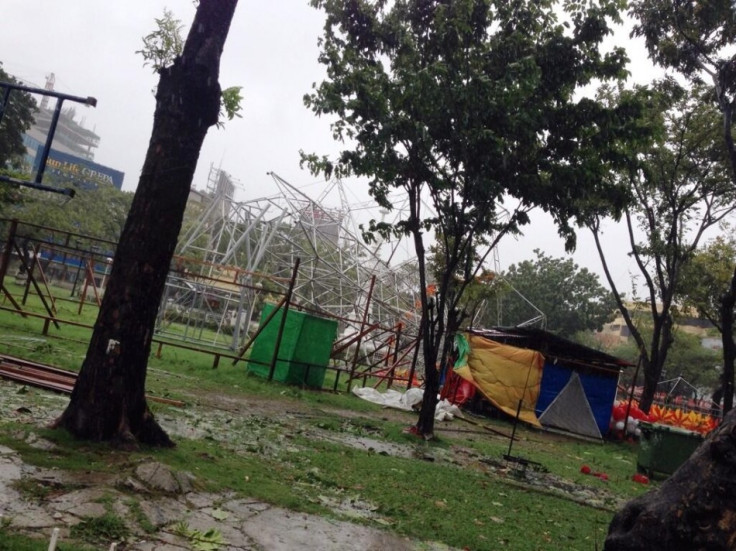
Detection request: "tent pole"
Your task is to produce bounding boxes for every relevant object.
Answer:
[506,398,524,458]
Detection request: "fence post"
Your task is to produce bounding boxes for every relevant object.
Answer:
[347,275,376,392]
[268,258,300,381]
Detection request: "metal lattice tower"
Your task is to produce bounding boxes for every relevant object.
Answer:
[156,168,421,350]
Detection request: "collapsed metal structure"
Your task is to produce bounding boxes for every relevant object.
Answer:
[0,167,545,388]
[156,168,423,374]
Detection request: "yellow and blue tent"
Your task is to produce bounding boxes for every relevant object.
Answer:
[453,329,631,439]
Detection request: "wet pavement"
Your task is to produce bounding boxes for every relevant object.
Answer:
[0,382,456,550]
[0,447,453,550]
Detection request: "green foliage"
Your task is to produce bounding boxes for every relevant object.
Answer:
[219,86,244,124]
[663,331,720,392]
[0,529,93,551]
[70,513,130,544]
[172,522,224,551]
[305,0,646,432]
[136,9,243,126]
[628,82,733,252]
[1,183,133,242]
[502,249,617,339]
[679,234,736,333]
[630,0,736,411]
[591,80,736,410]
[630,0,735,86]
[305,0,642,246]
[630,0,736,205]
[137,8,184,72]
[0,167,29,209]
[126,498,158,534]
[609,321,721,392]
[0,63,37,170]
[0,531,45,551]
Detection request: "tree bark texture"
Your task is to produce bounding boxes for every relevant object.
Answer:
[416,332,439,436]
[605,408,736,550]
[408,182,441,438]
[637,358,659,414]
[637,316,673,413]
[721,265,736,414]
[55,0,238,446]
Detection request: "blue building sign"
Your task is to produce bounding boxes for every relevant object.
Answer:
[33,146,125,190]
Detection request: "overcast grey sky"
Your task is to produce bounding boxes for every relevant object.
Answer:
[1,1,667,292]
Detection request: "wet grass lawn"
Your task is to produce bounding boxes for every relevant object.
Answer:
[0,287,653,550]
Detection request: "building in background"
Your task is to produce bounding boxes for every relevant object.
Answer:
[21,73,124,190]
[596,304,719,350]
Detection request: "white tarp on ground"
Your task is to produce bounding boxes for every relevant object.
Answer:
[352,387,462,421]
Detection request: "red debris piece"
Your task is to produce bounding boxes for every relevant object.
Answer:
[632,473,650,484]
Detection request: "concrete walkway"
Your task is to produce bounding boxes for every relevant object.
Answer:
[0,445,452,550]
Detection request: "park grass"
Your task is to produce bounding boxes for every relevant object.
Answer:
[0,529,94,551]
[0,413,639,551]
[0,282,385,412]
[0,281,650,550]
[0,380,649,551]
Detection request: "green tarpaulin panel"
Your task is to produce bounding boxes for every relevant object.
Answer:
[247,303,337,388]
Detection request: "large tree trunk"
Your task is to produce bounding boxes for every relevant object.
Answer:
[54,0,238,446]
[604,409,736,550]
[408,182,442,438]
[721,266,736,415]
[416,327,439,436]
[638,316,673,413]
[637,358,659,413]
[414,250,440,436]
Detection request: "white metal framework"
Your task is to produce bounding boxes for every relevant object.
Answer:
[156,168,422,351]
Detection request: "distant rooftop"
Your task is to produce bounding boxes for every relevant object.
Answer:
[30,105,100,161]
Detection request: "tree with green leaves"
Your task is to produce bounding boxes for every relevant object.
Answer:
[427,234,503,331]
[591,80,735,416]
[680,235,736,326]
[629,0,736,419]
[610,324,721,391]
[603,63,736,551]
[305,0,647,437]
[1,184,133,242]
[53,0,239,447]
[679,235,736,403]
[136,8,185,71]
[137,8,243,125]
[0,62,36,172]
[630,0,736,175]
[501,249,617,340]
[663,330,721,392]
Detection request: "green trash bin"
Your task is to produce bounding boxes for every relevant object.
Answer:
[247,303,337,388]
[637,421,705,478]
